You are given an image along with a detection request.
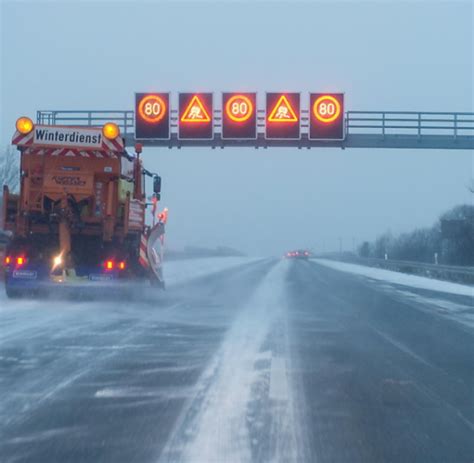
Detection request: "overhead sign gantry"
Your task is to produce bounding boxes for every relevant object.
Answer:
[36,92,474,150]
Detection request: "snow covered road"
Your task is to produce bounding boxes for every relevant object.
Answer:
[0,257,473,462]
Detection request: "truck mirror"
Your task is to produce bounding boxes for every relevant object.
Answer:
[153,176,161,194]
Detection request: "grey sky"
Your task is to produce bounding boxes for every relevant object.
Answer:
[1,1,472,255]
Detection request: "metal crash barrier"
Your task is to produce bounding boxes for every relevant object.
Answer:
[37,109,474,150]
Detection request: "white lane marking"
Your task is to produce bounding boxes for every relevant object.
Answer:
[372,327,433,368]
[269,357,289,401]
[4,427,82,445]
[94,387,195,399]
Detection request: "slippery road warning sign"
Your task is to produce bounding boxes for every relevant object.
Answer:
[179,93,213,139]
[180,95,211,122]
[268,95,298,122]
[266,93,300,139]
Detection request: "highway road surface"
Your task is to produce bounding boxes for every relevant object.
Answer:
[0,258,473,463]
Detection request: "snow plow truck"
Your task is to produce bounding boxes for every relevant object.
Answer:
[1,117,166,298]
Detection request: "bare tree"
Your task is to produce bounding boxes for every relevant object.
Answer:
[0,145,20,193]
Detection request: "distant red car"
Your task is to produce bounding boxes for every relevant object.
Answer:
[285,250,310,259]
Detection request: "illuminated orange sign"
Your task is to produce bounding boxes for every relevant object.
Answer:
[135,93,170,140]
[138,94,167,123]
[179,93,213,139]
[313,95,341,123]
[225,94,254,122]
[222,93,257,139]
[309,93,344,140]
[180,95,211,123]
[266,93,300,139]
[268,95,298,123]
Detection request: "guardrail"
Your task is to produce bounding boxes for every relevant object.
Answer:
[38,110,474,136]
[316,255,474,285]
[36,109,474,150]
[346,111,474,139]
[37,110,135,134]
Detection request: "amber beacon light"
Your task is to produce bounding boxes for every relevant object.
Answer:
[16,117,34,135]
[102,122,120,140]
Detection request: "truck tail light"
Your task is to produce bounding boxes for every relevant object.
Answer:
[16,257,25,266]
[105,260,114,270]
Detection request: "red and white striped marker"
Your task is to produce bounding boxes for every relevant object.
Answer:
[139,232,149,268]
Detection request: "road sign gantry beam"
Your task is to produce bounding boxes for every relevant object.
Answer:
[36,109,474,150]
[122,133,474,150]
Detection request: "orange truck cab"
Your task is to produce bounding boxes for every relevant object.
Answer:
[2,117,165,298]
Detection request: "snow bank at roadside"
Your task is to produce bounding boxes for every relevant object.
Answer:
[314,259,473,297]
[164,257,260,287]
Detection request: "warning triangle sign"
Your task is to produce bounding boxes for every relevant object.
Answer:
[268,95,298,122]
[181,95,211,123]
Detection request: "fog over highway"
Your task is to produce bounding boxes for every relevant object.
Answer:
[2,1,472,256]
[1,258,472,463]
[1,1,473,462]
